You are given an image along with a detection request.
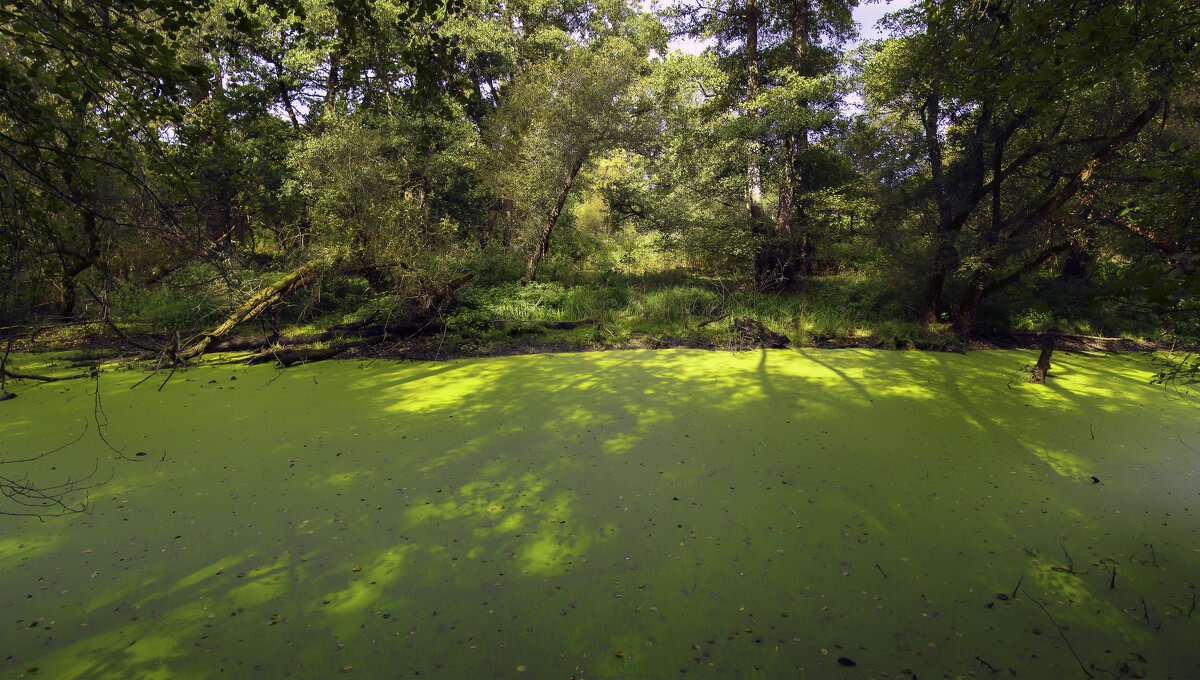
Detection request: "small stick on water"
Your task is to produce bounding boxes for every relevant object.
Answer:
[875,563,888,578]
[1023,587,1094,679]
[1134,591,1153,628]
[1146,543,1158,567]
[1060,538,1075,573]
[1011,576,1024,600]
[1110,565,1117,590]
[1187,592,1197,618]
[976,656,999,674]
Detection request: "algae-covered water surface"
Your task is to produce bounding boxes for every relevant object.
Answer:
[1,349,1197,679]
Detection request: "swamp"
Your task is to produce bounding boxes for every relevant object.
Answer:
[3,0,1200,677]
[2,349,1198,678]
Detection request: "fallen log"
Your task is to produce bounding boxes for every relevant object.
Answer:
[178,263,317,361]
[246,345,350,367]
[356,321,448,338]
[237,321,448,368]
[210,320,447,354]
[494,317,599,330]
[734,318,790,348]
[3,368,90,383]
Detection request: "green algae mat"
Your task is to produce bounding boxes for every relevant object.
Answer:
[2,349,1198,679]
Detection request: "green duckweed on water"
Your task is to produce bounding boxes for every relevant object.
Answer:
[1,349,1198,679]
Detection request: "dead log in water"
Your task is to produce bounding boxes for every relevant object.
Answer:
[734,318,790,348]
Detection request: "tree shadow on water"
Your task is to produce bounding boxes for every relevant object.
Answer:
[4,349,1198,678]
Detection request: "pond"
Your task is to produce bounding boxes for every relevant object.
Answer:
[1,349,1197,678]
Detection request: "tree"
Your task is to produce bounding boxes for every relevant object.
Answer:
[669,0,857,285]
[860,0,1200,336]
[485,35,658,281]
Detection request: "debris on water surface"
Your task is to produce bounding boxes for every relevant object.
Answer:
[837,656,857,667]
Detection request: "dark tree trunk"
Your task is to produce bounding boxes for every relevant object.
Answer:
[920,87,955,326]
[745,0,764,224]
[1062,244,1088,278]
[274,60,302,130]
[1030,336,1055,384]
[768,0,811,285]
[923,270,946,326]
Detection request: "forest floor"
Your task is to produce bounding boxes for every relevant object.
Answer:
[6,272,1174,366]
[7,323,1164,368]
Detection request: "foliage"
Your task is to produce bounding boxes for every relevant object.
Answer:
[2,0,1197,354]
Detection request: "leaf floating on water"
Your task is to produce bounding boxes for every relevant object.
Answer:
[352,566,362,572]
[836,657,856,667]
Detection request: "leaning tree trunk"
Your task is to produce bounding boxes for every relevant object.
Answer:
[178,262,317,361]
[525,154,586,282]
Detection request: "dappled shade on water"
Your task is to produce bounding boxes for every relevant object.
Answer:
[1,349,1198,678]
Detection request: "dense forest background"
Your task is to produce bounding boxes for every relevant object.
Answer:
[2,0,1198,369]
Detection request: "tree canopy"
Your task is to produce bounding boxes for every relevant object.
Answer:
[2,0,1198,364]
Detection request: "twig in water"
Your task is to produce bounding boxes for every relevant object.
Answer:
[1187,591,1197,618]
[1134,591,1155,629]
[875,563,888,578]
[975,656,999,674]
[1011,575,1024,600]
[1110,565,1117,590]
[91,370,127,459]
[1060,538,1075,573]
[1145,543,1158,567]
[1178,431,1198,454]
[1022,587,1094,679]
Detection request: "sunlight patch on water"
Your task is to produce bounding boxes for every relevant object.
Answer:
[2,349,1197,678]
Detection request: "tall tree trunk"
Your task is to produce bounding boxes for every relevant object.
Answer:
[952,128,1005,338]
[745,0,764,223]
[920,88,954,325]
[324,49,342,117]
[776,0,809,238]
[776,137,795,238]
[768,0,811,284]
[525,154,586,282]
